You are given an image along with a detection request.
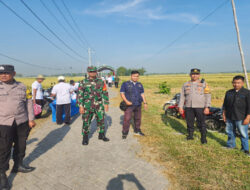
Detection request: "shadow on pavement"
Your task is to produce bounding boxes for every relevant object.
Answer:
[88,114,113,139]
[161,114,227,146]
[120,115,135,132]
[106,173,145,190]
[8,114,80,188]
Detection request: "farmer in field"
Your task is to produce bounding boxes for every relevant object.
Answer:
[179,69,211,144]
[77,66,110,145]
[32,74,45,118]
[222,75,250,156]
[51,76,73,125]
[0,65,36,190]
[120,70,148,139]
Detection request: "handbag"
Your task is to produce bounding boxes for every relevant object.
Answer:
[119,81,133,111]
[33,103,42,116]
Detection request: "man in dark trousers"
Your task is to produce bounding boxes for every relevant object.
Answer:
[179,69,211,144]
[223,75,250,156]
[0,65,36,190]
[120,70,148,139]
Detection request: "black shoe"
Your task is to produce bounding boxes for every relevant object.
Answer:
[11,163,35,173]
[186,135,194,140]
[82,135,89,145]
[64,121,71,125]
[244,150,250,157]
[98,133,109,142]
[0,173,10,190]
[122,132,128,139]
[201,140,207,144]
[134,130,145,136]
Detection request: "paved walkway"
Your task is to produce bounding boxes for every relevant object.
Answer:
[7,89,169,190]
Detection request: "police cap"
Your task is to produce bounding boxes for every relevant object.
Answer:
[0,65,15,73]
[190,68,200,74]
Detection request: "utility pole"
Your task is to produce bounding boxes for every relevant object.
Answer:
[88,48,92,66]
[231,0,249,89]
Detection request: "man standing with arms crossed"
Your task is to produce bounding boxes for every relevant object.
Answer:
[77,66,109,145]
[179,69,211,144]
[0,65,36,190]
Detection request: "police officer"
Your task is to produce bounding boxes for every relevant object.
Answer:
[0,65,36,190]
[77,66,109,145]
[178,69,211,144]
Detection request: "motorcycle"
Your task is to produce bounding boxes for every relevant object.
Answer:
[43,87,54,113]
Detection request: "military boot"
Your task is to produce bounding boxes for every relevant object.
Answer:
[82,135,89,145]
[0,172,10,190]
[98,133,109,142]
[11,161,35,173]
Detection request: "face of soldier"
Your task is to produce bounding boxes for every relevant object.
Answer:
[131,73,139,82]
[0,72,16,83]
[190,74,200,81]
[88,71,97,79]
[232,79,244,90]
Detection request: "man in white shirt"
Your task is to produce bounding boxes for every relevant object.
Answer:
[51,76,73,125]
[107,75,113,87]
[32,74,45,118]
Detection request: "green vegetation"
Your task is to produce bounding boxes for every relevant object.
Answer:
[17,73,250,189]
[116,66,146,76]
[159,81,171,94]
[119,73,250,190]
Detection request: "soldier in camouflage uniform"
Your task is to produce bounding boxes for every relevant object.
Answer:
[77,66,110,145]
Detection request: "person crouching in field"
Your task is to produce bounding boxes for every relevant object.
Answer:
[222,75,250,156]
[120,70,148,139]
[51,76,73,125]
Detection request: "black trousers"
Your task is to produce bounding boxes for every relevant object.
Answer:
[56,104,71,124]
[185,108,207,136]
[35,99,44,119]
[0,121,30,172]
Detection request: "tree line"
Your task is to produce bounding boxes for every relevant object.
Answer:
[116,67,146,76]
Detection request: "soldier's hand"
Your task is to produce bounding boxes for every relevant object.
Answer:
[29,120,36,128]
[104,105,109,112]
[144,103,148,110]
[79,106,85,114]
[126,101,132,106]
[204,108,210,115]
[179,108,184,115]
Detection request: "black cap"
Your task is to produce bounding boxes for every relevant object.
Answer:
[190,68,200,74]
[0,65,15,73]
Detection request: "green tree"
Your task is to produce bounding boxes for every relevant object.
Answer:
[117,67,127,76]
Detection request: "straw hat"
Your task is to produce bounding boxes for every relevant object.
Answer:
[36,74,45,79]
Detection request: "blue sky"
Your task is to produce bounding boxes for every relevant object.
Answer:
[0,0,250,75]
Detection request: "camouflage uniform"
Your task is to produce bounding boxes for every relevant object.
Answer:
[77,70,109,136]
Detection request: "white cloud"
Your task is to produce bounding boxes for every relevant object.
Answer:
[82,0,200,24]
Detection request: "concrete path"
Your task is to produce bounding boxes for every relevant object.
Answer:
[7,89,169,190]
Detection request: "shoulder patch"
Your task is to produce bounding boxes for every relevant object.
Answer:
[26,89,32,99]
[204,84,210,94]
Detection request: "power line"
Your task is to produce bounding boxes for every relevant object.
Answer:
[143,0,230,63]
[61,0,90,47]
[39,0,86,50]
[20,0,87,60]
[51,0,88,49]
[0,52,62,70]
[0,0,82,63]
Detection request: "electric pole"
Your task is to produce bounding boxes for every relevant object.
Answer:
[88,48,92,66]
[231,0,249,89]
